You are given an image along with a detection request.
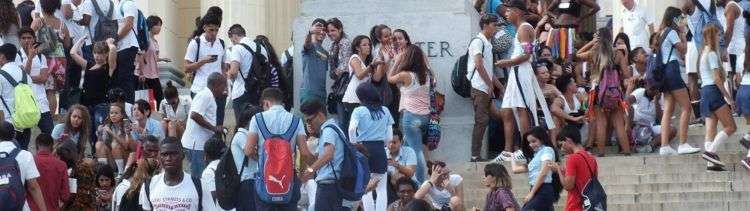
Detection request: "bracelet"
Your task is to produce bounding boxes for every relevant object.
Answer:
[427,181,434,187]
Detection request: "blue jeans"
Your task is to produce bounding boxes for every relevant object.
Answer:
[184,148,205,176]
[315,183,345,211]
[400,111,429,184]
[237,179,256,211]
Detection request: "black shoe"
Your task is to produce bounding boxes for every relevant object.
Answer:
[740,137,750,150]
[707,165,727,171]
[702,152,726,166]
[471,157,489,162]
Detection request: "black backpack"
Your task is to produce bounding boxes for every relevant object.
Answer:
[576,153,606,211]
[239,42,276,102]
[91,0,118,42]
[16,0,34,28]
[0,148,25,211]
[144,175,203,211]
[117,184,145,211]
[451,38,484,98]
[214,130,248,210]
[281,49,294,110]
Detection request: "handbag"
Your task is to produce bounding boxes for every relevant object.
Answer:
[424,74,442,151]
[327,71,352,114]
[134,82,157,110]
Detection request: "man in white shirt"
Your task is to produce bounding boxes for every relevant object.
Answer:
[467,14,497,162]
[0,121,48,211]
[113,0,140,103]
[181,72,226,176]
[619,0,654,51]
[0,44,34,150]
[60,0,86,113]
[140,137,205,211]
[15,28,54,138]
[184,13,229,127]
[227,24,270,121]
[79,0,116,61]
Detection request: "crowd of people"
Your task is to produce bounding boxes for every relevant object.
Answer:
[4,0,750,211]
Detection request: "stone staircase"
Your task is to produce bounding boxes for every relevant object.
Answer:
[454,122,750,211]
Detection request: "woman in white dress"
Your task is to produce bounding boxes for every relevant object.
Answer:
[495,1,556,159]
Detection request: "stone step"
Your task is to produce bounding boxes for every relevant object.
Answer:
[604,201,750,211]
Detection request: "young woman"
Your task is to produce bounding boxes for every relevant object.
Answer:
[327,18,352,81]
[137,16,170,110]
[414,161,465,211]
[575,28,631,156]
[551,74,587,146]
[625,47,649,94]
[699,25,737,171]
[371,24,400,125]
[654,7,701,155]
[131,100,165,142]
[0,0,20,48]
[159,81,191,138]
[301,18,329,106]
[510,126,561,211]
[52,104,92,155]
[95,165,115,211]
[111,148,160,211]
[349,82,395,211]
[38,0,70,116]
[481,163,520,211]
[393,29,412,54]
[340,35,377,131]
[95,104,135,174]
[388,45,432,183]
[496,3,556,160]
[70,36,117,142]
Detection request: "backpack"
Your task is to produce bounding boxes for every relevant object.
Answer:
[214,130,249,210]
[117,183,144,211]
[281,49,294,110]
[144,175,203,211]
[0,148,24,211]
[325,124,371,201]
[120,2,150,51]
[694,0,726,48]
[16,0,34,28]
[645,28,675,91]
[0,71,41,129]
[190,37,225,82]
[91,0,118,42]
[596,66,623,111]
[254,114,300,204]
[452,38,484,98]
[239,42,277,102]
[36,23,59,55]
[576,153,607,211]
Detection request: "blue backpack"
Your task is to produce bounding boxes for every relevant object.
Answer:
[255,114,300,204]
[325,124,371,201]
[121,2,150,51]
[0,148,25,211]
[645,28,675,91]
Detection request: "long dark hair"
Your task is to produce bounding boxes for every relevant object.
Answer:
[397,45,429,85]
[328,18,347,68]
[255,35,281,69]
[660,7,682,32]
[65,105,91,154]
[304,18,327,51]
[370,24,390,47]
[351,35,373,66]
[614,32,632,63]
[521,126,563,202]
[393,29,412,46]
[0,0,18,34]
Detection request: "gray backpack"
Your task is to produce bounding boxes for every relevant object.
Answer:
[91,0,117,42]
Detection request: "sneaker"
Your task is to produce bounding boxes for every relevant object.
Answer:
[742,157,750,171]
[513,150,526,161]
[659,146,678,156]
[740,137,750,150]
[677,143,701,154]
[707,165,727,172]
[492,151,513,162]
[702,151,726,166]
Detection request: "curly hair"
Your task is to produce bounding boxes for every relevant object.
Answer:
[0,0,19,34]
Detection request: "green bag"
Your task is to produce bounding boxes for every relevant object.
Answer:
[0,70,41,129]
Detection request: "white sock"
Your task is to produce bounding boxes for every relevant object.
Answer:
[704,141,713,151]
[97,158,107,164]
[709,131,730,153]
[115,159,125,173]
[746,150,750,157]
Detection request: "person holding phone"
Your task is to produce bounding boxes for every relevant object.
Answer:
[15,27,54,139]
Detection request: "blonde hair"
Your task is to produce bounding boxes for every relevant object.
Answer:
[698,25,724,80]
[593,28,615,79]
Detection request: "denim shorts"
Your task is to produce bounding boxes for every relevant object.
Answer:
[661,61,687,92]
[700,85,728,118]
[522,183,556,211]
[736,85,750,116]
[362,141,387,174]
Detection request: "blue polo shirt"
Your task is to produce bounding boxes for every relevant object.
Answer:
[315,119,346,182]
[350,106,394,142]
[528,146,555,186]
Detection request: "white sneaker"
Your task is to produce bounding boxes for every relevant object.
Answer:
[492,151,513,162]
[677,143,701,154]
[659,146,678,156]
[513,150,526,161]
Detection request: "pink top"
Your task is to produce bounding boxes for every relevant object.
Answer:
[399,72,430,115]
[138,40,160,79]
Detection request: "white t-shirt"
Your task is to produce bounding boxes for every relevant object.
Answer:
[62,0,87,43]
[14,51,50,113]
[80,0,120,43]
[158,96,192,122]
[184,34,226,93]
[181,89,217,151]
[115,0,139,51]
[424,174,463,209]
[631,88,664,125]
[620,5,654,50]
[229,37,268,100]
[467,33,494,94]
[700,50,721,87]
[0,141,40,211]
[0,63,26,122]
[342,54,370,103]
[111,179,130,211]
[201,160,229,211]
[139,172,202,211]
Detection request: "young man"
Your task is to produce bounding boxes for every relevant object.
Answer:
[0,43,34,149]
[627,86,677,153]
[227,24,271,120]
[551,125,598,211]
[0,121,48,211]
[387,177,418,211]
[30,134,70,211]
[15,27,54,135]
[200,137,226,211]
[79,0,116,61]
[386,130,418,183]
[244,88,314,210]
[140,137,205,211]
[181,72,226,176]
[717,0,744,94]
[299,100,347,211]
[618,0,655,51]
[184,13,228,126]
[113,0,140,103]
[468,14,498,162]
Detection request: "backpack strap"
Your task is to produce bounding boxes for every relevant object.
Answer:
[194,37,201,62]
[144,177,152,207]
[16,51,23,61]
[281,117,300,141]
[468,37,484,81]
[106,0,114,19]
[191,175,203,211]
[575,153,597,178]
[238,43,256,81]
[0,70,19,87]
[324,124,348,182]
[233,130,249,176]
[284,49,292,62]
[255,113,272,139]
[8,147,21,159]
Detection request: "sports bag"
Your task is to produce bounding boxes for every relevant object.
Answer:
[254,114,300,204]
[597,66,623,111]
[0,71,41,129]
[0,148,25,211]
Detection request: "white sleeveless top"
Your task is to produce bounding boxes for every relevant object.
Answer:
[719,2,746,55]
[342,54,370,103]
[399,72,430,115]
[560,95,581,114]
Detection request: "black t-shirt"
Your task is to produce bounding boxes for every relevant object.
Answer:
[81,63,111,106]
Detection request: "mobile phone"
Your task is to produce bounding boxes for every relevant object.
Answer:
[33,42,41,48]
[210,54,219,61]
